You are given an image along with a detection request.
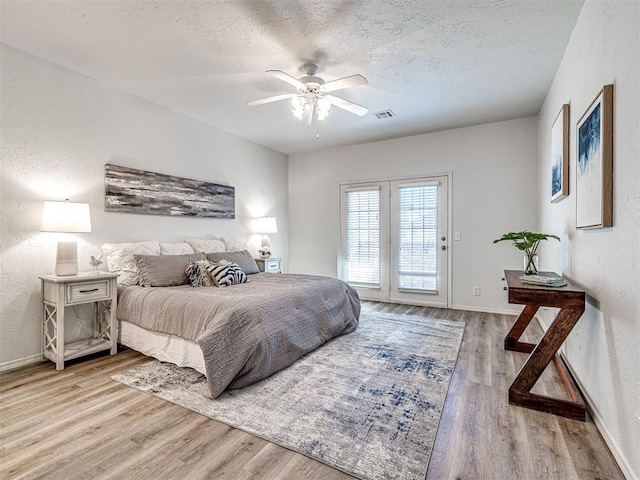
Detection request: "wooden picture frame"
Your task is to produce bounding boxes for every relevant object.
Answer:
[576,85,613,229]
[105,164,235,218]
[551,104,570,203]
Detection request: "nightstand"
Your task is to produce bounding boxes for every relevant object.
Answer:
[255,257,283,273]
[39,272,118,370]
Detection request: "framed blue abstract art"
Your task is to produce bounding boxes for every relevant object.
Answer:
[576,85,613,229]
[551,104,569,203]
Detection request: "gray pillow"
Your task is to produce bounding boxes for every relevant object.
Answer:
[134,253,205,287]
[206,250,259,275]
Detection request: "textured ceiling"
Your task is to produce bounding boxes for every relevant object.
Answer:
[0,0,584,155]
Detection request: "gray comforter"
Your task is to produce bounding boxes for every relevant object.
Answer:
[117,273,360,398]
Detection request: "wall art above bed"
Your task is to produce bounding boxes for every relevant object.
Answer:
[105,164,235,218]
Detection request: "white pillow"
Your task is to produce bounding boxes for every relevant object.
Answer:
[186,238,225,254]
[222,237,250,252]
[160,242,195,255]
[101,240,160,286]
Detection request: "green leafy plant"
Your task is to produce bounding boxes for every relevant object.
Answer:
[493,230,560,274]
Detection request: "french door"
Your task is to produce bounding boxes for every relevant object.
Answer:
[340,175,449,307]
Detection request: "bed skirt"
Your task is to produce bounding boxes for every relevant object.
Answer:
[119,320,206,374]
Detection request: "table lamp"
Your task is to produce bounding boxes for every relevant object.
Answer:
[41,200,92,276]
[255,216,278,248]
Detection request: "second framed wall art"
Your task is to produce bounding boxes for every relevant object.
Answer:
[576,84,614,229]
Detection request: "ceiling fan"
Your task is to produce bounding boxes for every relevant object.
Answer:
[247,63,368,125]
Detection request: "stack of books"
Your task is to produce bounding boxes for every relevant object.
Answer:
[519,274,568,287]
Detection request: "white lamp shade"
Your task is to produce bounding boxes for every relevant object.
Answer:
[41,200,92,233]
[255,216,278,234]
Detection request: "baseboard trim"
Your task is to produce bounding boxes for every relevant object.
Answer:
[0,354,42,373]
[535,316,636,480]
[558,350,637,480]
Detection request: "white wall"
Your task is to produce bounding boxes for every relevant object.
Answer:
[288,117,538,313]
[0,45,288,370]
[536,1,640,478]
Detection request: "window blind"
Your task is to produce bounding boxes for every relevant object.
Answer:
[345,188,380,286]
[397,184,438,291]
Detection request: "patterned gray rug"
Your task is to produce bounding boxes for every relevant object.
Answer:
[112,310,465,480]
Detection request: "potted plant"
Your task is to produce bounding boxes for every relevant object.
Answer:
[493,231,560,275]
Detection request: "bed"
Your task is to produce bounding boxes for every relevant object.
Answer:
[117,272,360,398]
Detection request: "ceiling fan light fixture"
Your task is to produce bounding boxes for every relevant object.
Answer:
[316,96,331,120]
[291,95,306,119]
[291,93,331,122]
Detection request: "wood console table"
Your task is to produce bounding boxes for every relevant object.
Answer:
[504,270,586,421]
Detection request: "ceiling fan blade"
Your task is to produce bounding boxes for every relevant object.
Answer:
[325,95,368,116]
[247,93,296,106]
[322,74,368,92]
[267,70,306,90]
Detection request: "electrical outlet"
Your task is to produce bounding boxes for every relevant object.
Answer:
[473,286,481,296]
[454,232,461,241]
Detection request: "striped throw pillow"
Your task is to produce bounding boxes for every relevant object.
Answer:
[185,260,215,287]
[205,260,248,287]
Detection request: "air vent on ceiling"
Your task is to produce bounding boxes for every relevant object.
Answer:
[373,110,395,119]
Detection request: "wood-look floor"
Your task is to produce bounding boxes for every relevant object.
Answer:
[0,302,624,480]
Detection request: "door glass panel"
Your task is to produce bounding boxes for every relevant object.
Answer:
[345,188,380,286]
[397,185,438,291]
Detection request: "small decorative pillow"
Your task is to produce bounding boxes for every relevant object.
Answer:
[185,260,215,287]
[205,260,248,287]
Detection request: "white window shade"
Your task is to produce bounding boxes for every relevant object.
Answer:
[397,184,438,291]
[344,188,380,286]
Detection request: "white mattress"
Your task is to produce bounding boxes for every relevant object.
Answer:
[119,320,206,374]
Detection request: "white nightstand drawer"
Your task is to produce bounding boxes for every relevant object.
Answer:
[265,261,281,272]
[255,257,282,273]
[66,280,111,304]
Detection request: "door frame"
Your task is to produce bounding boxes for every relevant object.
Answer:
[338,172,452,308]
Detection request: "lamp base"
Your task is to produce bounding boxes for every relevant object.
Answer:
[55,240,79,276]
[261,235,271,248]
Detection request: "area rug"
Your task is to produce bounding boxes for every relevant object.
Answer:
[112,310,465,480]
